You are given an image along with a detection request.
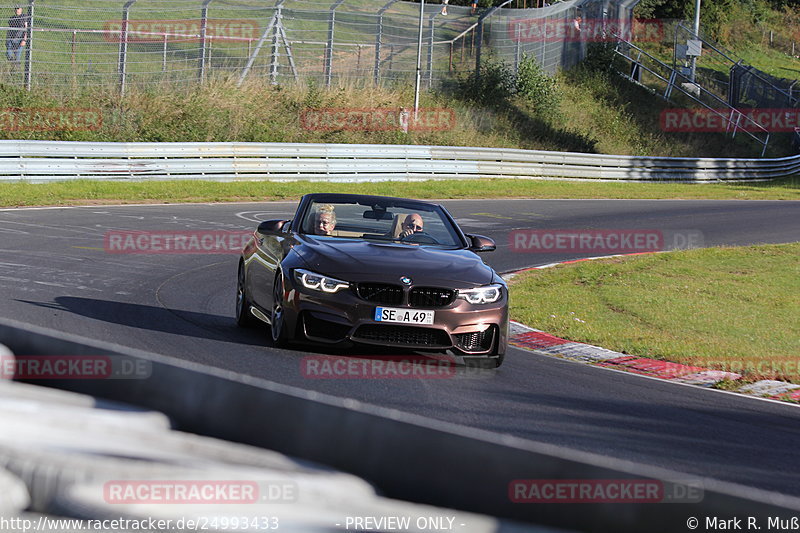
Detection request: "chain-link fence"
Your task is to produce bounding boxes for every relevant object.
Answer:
[670,23,798,111]
[0,0,633,94]
[760,28,799,60]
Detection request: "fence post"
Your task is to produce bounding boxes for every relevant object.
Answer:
[162,33,167,72]
[426,12,436,89]
[449,42,452,71]
[474,20,482,76]
[374,0,399,86]
[474,0,514,77]
[23,0,35,91]
[237,7,279,87]
[270,7,282,83]
[199,0,213,81]
[118,0,137,96]
[325,0,345,88]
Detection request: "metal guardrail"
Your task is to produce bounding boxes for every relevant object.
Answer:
[0,140,798,183]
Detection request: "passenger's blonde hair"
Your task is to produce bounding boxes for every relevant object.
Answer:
[315,204,336,223]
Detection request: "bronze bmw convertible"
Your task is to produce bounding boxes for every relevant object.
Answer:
[236,193,508,367]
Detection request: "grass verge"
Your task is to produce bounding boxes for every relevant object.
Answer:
[0,177,798,208]
[508,243,800,383]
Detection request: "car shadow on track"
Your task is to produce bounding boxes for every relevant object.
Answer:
[16,297,268,347]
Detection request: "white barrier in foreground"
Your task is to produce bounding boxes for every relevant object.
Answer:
[0,141,798,182]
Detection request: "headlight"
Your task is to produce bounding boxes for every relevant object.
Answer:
[294,269,350,294]
[457,284,503,304]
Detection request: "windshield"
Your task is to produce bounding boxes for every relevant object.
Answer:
[300,199,464,248]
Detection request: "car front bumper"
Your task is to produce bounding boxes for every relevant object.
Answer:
[285,281,508,356]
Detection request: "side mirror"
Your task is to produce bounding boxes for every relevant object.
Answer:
[257,219,288,234]
[466,234,496,253]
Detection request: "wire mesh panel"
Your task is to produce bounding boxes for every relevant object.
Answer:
[0,0,634,93]
[486,1,586,76]
[672,23,798,111]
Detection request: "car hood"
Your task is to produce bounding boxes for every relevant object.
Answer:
[294,236,495,287]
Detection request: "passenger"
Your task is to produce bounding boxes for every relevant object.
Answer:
[314,205,336,236]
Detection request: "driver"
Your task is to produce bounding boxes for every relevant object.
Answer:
[400,213,424,238]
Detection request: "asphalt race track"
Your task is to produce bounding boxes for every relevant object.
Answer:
[1,199,799,499]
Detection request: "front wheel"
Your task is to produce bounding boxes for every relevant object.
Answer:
[235,261,258,328]
[271,273,290,348]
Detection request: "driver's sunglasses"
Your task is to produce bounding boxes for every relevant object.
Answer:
[405,223,423,230]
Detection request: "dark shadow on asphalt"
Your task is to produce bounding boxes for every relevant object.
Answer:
[16,297,268,347]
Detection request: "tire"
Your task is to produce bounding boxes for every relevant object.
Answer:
[235,260,258,328]
[270,273,290,348]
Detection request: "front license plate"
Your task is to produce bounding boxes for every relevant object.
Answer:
[374,307,434,325]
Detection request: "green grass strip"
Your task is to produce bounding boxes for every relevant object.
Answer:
[508,243,800,383]
[0,177,799,207]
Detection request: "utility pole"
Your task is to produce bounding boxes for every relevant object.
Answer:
[690,0,701,82]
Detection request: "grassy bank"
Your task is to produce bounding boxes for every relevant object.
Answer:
[0,176,798,208]
[0,62,783,159]
[508,243,800,383]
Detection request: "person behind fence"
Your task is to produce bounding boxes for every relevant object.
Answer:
[6,5,27,63]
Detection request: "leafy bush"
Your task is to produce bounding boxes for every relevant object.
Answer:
[515,53,560,114]
[458,57,517,105]
[458,54,561,114]
[582,42,617,73]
